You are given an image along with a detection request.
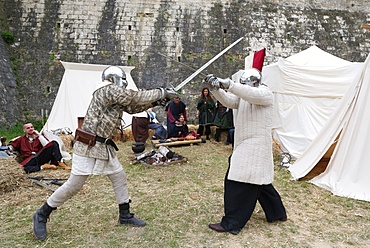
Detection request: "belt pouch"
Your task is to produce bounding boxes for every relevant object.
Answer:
[75,128,96,147]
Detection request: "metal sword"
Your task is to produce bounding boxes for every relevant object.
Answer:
[157,52,208,77]
[173,37,244,91]
[29,178,57,192]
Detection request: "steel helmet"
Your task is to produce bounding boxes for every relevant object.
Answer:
[239,68,262,87]
[101,66,128,88]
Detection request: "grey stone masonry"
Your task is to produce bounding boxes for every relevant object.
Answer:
[0,0,369,127]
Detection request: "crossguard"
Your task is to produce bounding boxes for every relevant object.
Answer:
[152,98,168,107]
[169,83,177,93]
[158,98,168,106]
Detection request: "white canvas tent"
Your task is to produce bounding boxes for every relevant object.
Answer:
[262,46,363,158]
[42,61,138,133]
[289,53,370,202]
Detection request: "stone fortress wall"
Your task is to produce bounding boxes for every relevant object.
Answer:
[0,0,369,127]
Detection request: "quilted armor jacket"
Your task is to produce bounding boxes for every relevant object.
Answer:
[73,84,163,160]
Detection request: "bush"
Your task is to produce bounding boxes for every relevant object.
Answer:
[1,30,15,44]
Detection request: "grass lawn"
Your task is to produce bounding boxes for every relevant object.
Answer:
[1,140,370,247]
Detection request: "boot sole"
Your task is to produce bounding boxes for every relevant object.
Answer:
[118,220,146,227]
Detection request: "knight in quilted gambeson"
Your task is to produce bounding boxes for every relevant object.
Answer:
[32,66,179,240]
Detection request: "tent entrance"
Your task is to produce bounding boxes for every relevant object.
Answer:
[301,132,341,180]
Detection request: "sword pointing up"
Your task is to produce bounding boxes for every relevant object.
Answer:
[173,37,244,91]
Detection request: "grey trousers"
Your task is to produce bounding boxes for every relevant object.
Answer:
[47,170,130,208]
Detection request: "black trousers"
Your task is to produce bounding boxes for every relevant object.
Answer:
[197,124,211,136]
[24,141,63,173]
[166,122,176,138]
[220,157,286,232]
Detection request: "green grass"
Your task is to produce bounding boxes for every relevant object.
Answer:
[1,141,370,247]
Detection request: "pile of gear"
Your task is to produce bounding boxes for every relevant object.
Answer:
[50,127,73,136]
[134,146,185,166]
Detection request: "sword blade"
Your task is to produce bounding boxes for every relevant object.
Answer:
[157,52,207,77]
[174,37,244,91]
[29,178,56,192]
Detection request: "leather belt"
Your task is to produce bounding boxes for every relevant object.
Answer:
[96,136,119,151]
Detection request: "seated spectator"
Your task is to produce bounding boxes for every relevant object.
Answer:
[0,136,7,150]
[166,96,187,139]
[0,136,9,158]
[225,127,235,147]
[213,101,234,142]
[8,122,71,173]
[147,108,167,140]
[173,114,189,138]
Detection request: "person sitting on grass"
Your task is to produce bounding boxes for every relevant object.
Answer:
[8,122,71,173]
[225,127,235,147]
[213,101,234,142]
[173,113,189,138]
[147,107,167,140]
[0,136,10,158]
[166,96,187,139]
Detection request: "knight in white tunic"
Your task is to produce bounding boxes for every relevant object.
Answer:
[204,68,287,235]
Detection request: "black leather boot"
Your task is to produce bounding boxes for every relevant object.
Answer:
[118,203,146,227]
[214,129,221,142]
[33,202,56,240]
